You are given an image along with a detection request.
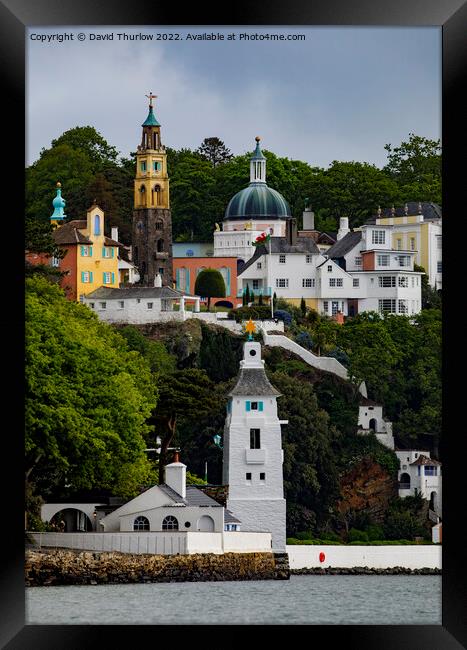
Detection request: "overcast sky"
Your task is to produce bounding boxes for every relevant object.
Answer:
[26,26,441,169]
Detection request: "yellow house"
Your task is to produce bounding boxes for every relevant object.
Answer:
[51,197,120,301]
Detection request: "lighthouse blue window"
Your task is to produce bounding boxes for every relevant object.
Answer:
[246,401,263,411]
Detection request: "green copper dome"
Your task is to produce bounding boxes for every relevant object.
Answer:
[225,183,291,220]
[51,183,66,221]
[142,106,160,127]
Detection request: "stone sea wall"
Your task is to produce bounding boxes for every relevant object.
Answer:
[25,549,290,587]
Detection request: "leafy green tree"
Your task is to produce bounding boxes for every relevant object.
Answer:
[50,126,119,168]
[414,264,442,310]
[269,371,341,533]
[300,297,306,318]
[26,276,157,509]
[198,323,243,382]
[118,325,177,374]
[149,369,217,482]
[308,160,401,230]
[197,137,233,167]
[194,268,226,311]
[384,133,441,205]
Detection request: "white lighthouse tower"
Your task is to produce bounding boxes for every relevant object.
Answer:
[223,324,287,551]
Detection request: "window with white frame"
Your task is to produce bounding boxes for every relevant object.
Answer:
[396,239,402,250]
[323,301,329,313]
[252,279,259,290]
[276,278,289,288]
[302,278,315,287]
[437,237,442,250]
[118,301,124,309]
[372,230,386,245]
[327,265,332,272]
[51,256,60,267]
[379,276,396,287]
[103,272,112,284]
[80,245,91,257]
[102,247,111,258]
[437,261,442,273]
[161,299,170,312]
[99,302,107,309]
[353,278,359,287]
[306,254,312,263]
[82,271,90,283]
[331,301,339,315]
[378,299,396,314]
[354,257,362,266]
[329,278,343,287]
[377,254,390,267]
[257,262,262,270]
[398,256,410,267]
[398,300,408,314]
[162,515,179,530]
[89,302,95,309]
[147,302,153,309]
[398,276,409,287]
[410,237,416,251]
[329,278,336,287]
[411,277,415,287]
[134,516,149,531]
[279,254,286,264]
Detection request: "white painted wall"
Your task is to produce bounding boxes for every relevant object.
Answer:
[287,545,442,569]
[83,296,185,324]
[29,531,272,555]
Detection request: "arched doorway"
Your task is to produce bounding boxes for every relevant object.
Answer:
[429,491,438,512]
[399,473,411,490]
[197,515,215,532]
[369,418,377,432]
[50,508,93,532]
[214,300,233,309]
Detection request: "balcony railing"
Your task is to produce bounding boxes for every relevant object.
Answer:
[237,287,272,297]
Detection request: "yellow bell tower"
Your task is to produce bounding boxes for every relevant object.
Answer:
[134,92,170,210]
[132,93,173,287]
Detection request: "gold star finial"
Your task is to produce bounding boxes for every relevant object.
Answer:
[245,319,256,340]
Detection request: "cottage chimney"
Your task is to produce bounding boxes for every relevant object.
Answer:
[302,206,315,230]
[286,218,298,245]
[337,217,350,241]
[154,273,162,288]
[111,226,119,242]
[165,450,186,498]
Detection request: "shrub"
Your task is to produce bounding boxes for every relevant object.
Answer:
[274,310,293,326]
[366,524,385,541]
[328,347,350,367]
[295,330,314,350]
[228,304,272,323]
[295,530,314,540]
[348,528,369,543]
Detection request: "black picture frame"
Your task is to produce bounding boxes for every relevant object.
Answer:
[1,0,466,647]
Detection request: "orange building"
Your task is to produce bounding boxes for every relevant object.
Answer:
[173,257,239,308]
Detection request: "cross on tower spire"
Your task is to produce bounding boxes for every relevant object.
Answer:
[145,92,157,108]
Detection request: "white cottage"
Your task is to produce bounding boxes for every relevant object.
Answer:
[100,453,240,533]
[223,338,288,551]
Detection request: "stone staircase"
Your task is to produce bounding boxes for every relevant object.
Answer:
[273,552,290,580]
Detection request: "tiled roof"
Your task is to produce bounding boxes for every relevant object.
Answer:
[84,286,194,299]
[229,368,281,397]
[53,220,91,245]
[159,484,223,507]
[367,202,442,223]
[326,231,362,258]
[225,509,241,524]
[410,454,442,466]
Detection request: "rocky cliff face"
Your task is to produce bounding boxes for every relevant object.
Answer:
[337,457,398,527]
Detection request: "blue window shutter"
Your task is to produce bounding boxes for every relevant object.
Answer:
[89,271,93,283]
[89,246,92,257]
[103,272,106,284]
[176,268,180,289]
[81,271,85,282]
[111,247,114,258]
[111,272,115,284]
[226,268,231,295]
[102,247,105,257]
[246,401,251,412]
[186,269,191,293]
[258,402,264,411]
[80,246,84,256]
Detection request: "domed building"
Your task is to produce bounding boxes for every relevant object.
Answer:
[214,137,292,264]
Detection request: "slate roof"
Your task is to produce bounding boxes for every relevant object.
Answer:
[229,368,281,397]
[359,396,381,407]
[326,231,362,259]
[159,484,223,507]
[367,202,442,223]
[225,509,241,524]
[410,454,442,466]
[238,236,320,275]
[84,286,194,299]
[53,220,123,248]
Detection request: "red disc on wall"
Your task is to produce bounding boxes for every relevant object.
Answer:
[319,552,326,563]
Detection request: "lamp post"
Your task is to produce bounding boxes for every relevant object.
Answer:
[213,434,223,450]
